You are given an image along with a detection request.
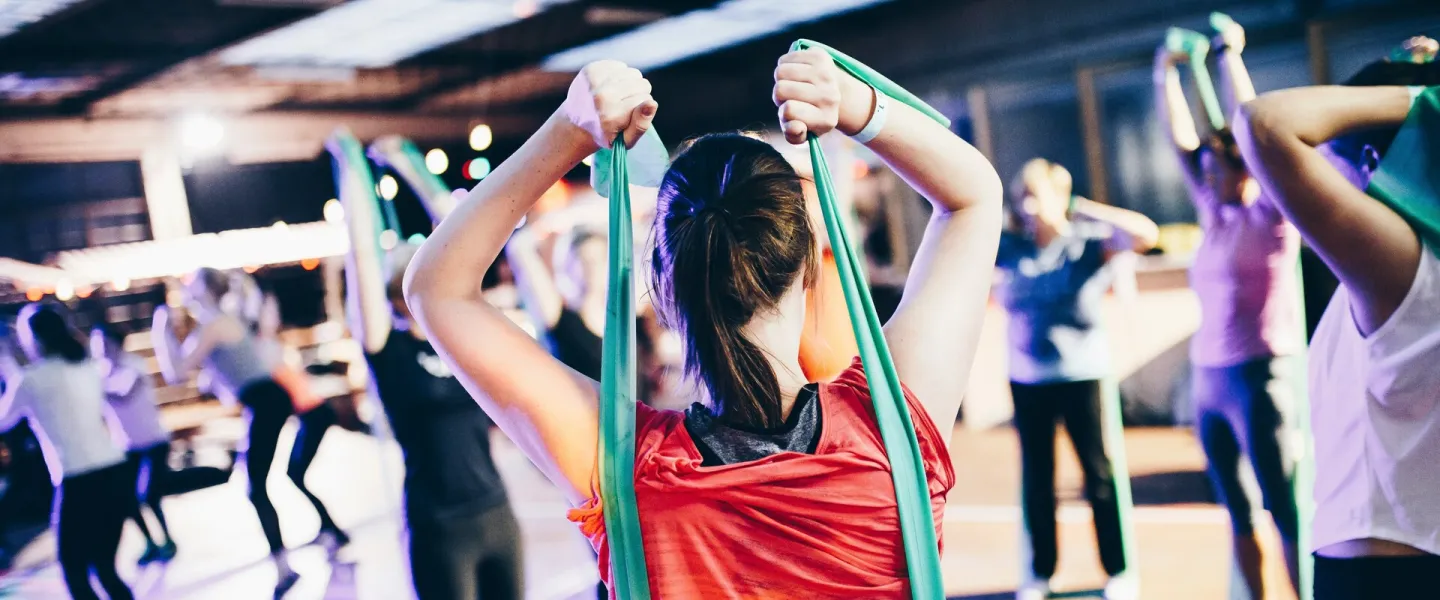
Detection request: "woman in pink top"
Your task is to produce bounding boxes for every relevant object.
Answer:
[1156,22,1303,597]
[404,49,1003,596]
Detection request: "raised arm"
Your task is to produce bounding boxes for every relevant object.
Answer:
[151,307,223,385]
[404,62,656,503]
[1072,197,1160,253]
[1155,42,1204,189]
[0,346,23,432]
[774,49,1003,430]
[1235,86,1419,334]
[328,130,393,355]
[368,136,457,222]
[1212,14,1256,117]
[504,226,565,330]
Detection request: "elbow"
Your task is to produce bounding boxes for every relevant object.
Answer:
[1235,94,1290,159]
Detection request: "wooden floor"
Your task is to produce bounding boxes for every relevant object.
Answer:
[0,423,1297,600]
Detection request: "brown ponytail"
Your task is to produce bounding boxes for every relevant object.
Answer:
[651,134,816,429]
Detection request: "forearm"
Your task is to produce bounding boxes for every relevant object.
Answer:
[1155,59,1201,152]
[406,111,594,304]
[151,327,184,385]
[842,78,1001,215]
[1217,49,1256,115]
[504,229,563,328]
[338,159,394,353]
[1243,86,1414,149]
[1074,198,1160,251]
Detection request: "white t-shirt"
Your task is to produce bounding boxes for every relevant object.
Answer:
[102,352,169,450]
[1310,243,1440,555]
[0,359,126,485]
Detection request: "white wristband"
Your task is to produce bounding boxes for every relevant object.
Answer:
[849,86,889,144]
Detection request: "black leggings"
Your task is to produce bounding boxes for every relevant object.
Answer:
[126,442,174,547]
[408,503,524,600]
[1011,379,1127,578]
[56,463,135,600]
[240,379,341,554]
[1314,554,1440,600]
[1193,357,1299,542]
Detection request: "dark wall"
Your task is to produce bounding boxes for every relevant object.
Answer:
[184,157,332,234]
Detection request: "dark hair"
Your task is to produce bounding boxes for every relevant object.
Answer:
[651,133,817,429]
[1329,60,1440,169]
[23,304,87,363]
[193,266,232,300]
[1200,127,1246,171]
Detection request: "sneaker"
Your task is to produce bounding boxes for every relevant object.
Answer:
[156,540,178,563]
[1104,571,1140,600]
[1016,577,1051,600]
[315,527,351,553]
[137,543,165,566]
[274,569,300,599]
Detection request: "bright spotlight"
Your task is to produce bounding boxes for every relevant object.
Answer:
[469,124,493,151]
[379,230,399,250]
[324,199,344,223]
[379,175,399,200]
[55,280,74,302]
[179,113,225,154]
[112,278,131,292]
[425,148,449,175]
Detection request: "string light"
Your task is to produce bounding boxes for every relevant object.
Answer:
[425,148,449,175]
[379,230,399,250]
[112,278,131,292]
[462,157,492,180]
[324,199,344,223]
[379,175,399,200]
[301,258,321,270]
[55,280,74,301]
[469,124,493,151]
[25,288,43,302]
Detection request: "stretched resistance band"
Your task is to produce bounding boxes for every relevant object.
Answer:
[368,138,456,222]
[1166,27,1226,132]
[328,131,390,247]
[791,38,945,599]
[594,132,652,600]
[1368,86,1440,254]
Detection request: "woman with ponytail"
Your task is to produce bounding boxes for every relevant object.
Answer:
[404,49,1001,596]
[152,267,348,595]
[0,304,133,600]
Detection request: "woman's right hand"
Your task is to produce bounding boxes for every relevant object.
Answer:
[560,60,658,150]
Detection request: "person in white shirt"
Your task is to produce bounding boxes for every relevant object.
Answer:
[1235,49,1440,598]
[0,304,134,600]
[91,323,178,566]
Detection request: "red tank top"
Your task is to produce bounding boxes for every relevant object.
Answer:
[568,358,955,598]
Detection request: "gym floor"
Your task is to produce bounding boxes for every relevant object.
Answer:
[0,423,1296,600]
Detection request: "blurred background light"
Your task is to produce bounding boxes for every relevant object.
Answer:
[425,148,449,174]
[469,124,493,151]
[379,174,399,200]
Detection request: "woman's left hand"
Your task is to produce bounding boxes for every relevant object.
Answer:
[773,48,872,144]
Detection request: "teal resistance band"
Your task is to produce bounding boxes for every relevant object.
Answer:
[1368,86,1440,255]
[1166,27,1226,132]
[329,131,390,247]
[377,138,453,217]
[595,134,652,600]
[792,38,945,600]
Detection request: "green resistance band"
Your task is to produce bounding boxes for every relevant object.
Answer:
[373,138,453,219]
[1101,375,1140,575]
[328,131,390,247]
[792,38,945,600]
[595,134,651,600]
[1166,27,1226,132]
[1368,86,1440,254]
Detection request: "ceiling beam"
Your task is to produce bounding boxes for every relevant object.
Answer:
[0,111,536,164]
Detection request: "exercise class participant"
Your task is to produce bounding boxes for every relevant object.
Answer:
[405,47,1002,596]
[1234,43,1440,600]
[0,305,134,600]
[330,132,522,600]
[153,268,348,594]
[1155,22,1302,596]
[998,157,1159,600]
[92,323,180,566]
[506,223,606,381]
